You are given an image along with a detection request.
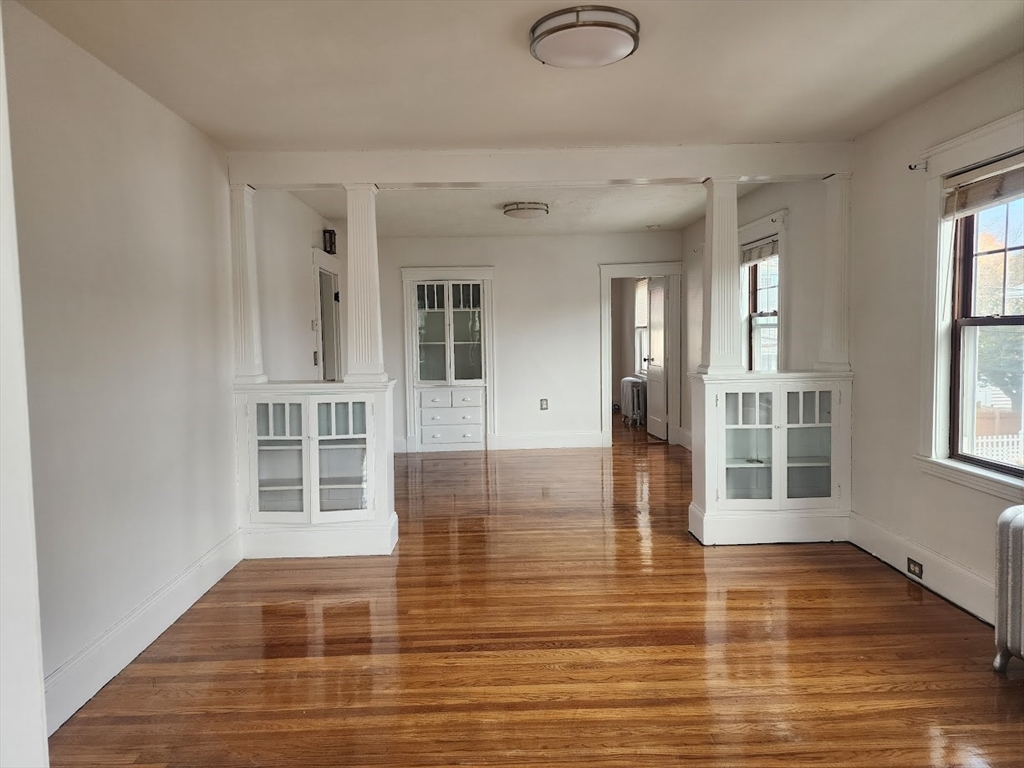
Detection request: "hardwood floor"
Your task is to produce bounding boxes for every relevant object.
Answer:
[49,427,1023,767]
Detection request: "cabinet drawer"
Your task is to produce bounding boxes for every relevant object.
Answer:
[420,390,452,408]
[421,424,483,444]
[451,388,483,407]
[421,406,483,427]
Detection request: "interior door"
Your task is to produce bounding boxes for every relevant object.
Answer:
[646,277,668,439]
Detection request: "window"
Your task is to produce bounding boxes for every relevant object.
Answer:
[948,165,1023,477]
[742,237,779,372]
[635,278,649,375]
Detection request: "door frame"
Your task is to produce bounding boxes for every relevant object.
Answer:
[312,247,344,381]
[599,261,684,448]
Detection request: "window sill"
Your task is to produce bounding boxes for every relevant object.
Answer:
[914,455,1024,503]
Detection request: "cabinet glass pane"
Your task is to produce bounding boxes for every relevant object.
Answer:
[288,404,302,436]
[257,437,303,512]
[335,402,350,435]
[758,392,772,425]
[319,438,367,511]
[741,392,757,424]
[256,403,270,436]
[419,345,446,381]
[787,424,831,499]
[352,402,367,434]
[802,391,816,425]
[453,310,481,342]
[454,344,483,380]
[418,311,446,343]
[259,489,303,512]
[726,427,772,465]
[787,391,800,424]
[819,391,832,424]
[272,403,286,436]
[726,467,773,499]
[318,403,331,436]
[725,393,739,425]
[788,466,831,499]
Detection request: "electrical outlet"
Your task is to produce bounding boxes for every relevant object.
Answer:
[540,399,548,411]
[907,558,923,579]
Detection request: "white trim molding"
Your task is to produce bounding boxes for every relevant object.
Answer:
[913,455,1024,504]
[849,511,995,623]
[243,512,399,558]
[44,531,243,732]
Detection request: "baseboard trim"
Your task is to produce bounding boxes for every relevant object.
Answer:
[848,511,995,623]
[243,513,399,558]
[43,529,243,733]
[690,508,849,546]
[486,431,605,450]
[395,436,409,454]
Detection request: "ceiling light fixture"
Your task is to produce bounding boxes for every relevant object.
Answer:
[503,202,550,219]
[530,6,640,68]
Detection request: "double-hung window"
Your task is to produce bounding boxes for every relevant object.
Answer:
[742,237,780,372]
[635,278,650,375]
[947,162,1023,477]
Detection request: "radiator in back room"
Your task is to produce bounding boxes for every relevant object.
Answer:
[994,505,1024,673]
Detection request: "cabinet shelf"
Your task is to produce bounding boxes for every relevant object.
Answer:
[725,458,772,468]
[319,476,366,489]
[787,455,831,467]
[258,478,303,490]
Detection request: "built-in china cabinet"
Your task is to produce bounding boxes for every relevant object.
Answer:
[402,267,494,452]
[689,372,853,545]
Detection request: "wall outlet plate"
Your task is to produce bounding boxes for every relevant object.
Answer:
[540,399,548,410]
[907,558,923,579]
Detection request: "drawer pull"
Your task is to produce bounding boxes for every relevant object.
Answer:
[463,433,472,438]
[462,397,472,401]
[431,398,440,403]
[462,415,471,420]
[432,416,441,420]
[432,434,441,438]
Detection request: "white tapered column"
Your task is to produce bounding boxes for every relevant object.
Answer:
[229,184,267,384]
[343,184,387,383]
[697,178,745,374]
[816,174,852,372]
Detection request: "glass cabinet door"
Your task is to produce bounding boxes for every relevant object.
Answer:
[451,282,483,381]
[785,389,833,499]
[254,401,305,514]
[314,399,369,516]
[416,283,447,382]
[724,389,774,499]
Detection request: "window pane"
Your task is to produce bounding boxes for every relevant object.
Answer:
[751,317,778,372]
[1008,198,1023,249]
[1007,249,1023,316]
[973,253,1005,316]
[976,204,1006,251]
[959,324,1023,470]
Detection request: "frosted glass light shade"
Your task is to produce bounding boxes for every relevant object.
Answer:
[530,6,640,68]
[503,202,549,219]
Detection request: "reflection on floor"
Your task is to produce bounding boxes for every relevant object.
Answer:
[612,407,666,444]
[48,436,1023,767]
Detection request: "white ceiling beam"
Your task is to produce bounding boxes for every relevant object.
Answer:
[227,142,853,188]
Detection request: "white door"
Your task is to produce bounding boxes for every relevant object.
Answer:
[646,277,668,440]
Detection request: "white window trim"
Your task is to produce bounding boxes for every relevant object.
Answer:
[739,209,788,371]
[917,110,1024,500]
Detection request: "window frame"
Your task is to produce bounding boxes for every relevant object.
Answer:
[917,110,1024,499]
[948,209,1023,478]
[738,210,788,372]
[746,256,780,373]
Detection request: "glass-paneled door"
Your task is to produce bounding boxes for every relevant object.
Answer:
[252,399,308,522]
[723,388,775,501]
[784,387,835,502]
[414,281,485,385]
[310,397,373,523]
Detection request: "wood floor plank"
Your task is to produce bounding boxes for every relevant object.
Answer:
[48,423,1024,766]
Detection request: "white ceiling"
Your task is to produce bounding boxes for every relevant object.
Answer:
[294,183,756,237]
[18,0,1024,152]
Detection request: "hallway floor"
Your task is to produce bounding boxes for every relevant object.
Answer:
[48,432,1023,766]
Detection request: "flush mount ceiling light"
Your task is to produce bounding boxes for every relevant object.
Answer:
[503,202,550,219]
[530,6,640,68]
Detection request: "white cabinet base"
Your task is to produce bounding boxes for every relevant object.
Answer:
[243,512,399,558]
[689,502,850,545]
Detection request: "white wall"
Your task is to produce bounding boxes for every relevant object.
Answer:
[253,190,338,381]
[611,277,636,402]
[679,181,828,433]
[848,52,1024,620]
[378,233,683,447]
[4,2,240,731]
[0,4,49,762]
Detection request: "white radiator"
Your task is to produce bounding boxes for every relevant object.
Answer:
[994,504,1024,673]
[620,376,646,427]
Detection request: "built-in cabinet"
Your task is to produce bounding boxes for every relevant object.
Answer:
[402,268,494,452]
[691,372,852,545]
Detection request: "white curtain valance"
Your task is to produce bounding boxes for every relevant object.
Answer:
[943,156,1024,221]
[741,237,779,266]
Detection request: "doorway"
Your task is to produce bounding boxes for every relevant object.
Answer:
[313,248,344,382]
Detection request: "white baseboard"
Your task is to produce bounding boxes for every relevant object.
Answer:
[243,512,399,558]
[690,507,849,545]
[848,511,995,623]
[487,431,604,450]
[395,436,409,453]
[669,426,693,450]
[43,530,243,733]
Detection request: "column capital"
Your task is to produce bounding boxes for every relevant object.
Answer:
[343,183,379,195]
[703,176,742,188]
